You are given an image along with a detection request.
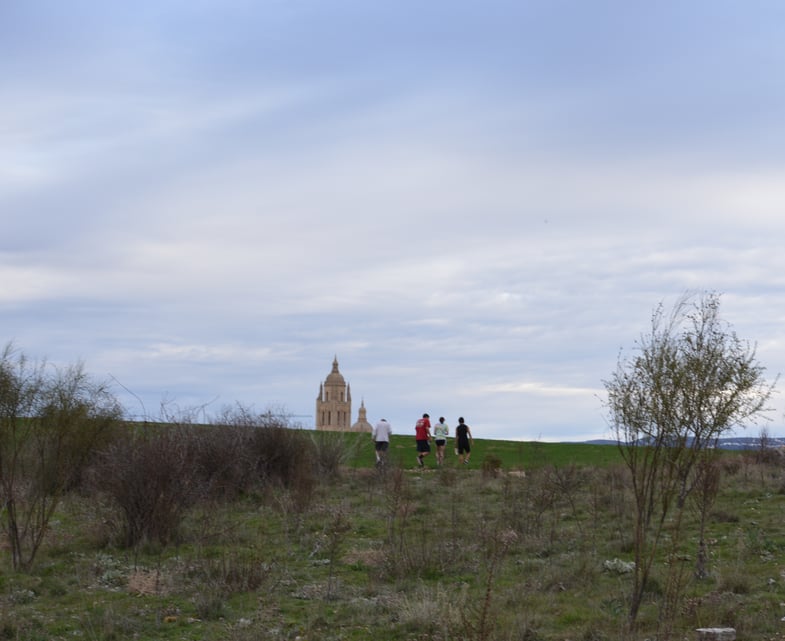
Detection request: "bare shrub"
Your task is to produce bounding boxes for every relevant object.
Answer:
[310,430,356,480]
[250,425,312,484]
[323,505,351,600]
[693,457,722,579]
[747,446,783,467]
[188,424,256,500]
[749,427,784,466]
[718,572,751,595]
[208,404,322,505]
[191,550,275,594]
[473,527,519,641]
[194,589,227,621]
[378,466,419,579]
[250,425,317,510]
[438,464,457,487]
[720,457,741,476]
[546,463,589,538]
[500,473,532,536]
[481,454,503,478]
[92,407,321,549]
[92,423,203,547]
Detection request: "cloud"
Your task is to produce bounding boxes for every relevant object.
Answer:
[2,1,785,441]
[480,381,603,398]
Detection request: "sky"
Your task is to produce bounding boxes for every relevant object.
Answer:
[3,1,785,442]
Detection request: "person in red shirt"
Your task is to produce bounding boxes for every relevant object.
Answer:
[415,413,432,467]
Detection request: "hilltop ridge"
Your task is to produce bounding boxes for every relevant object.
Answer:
[582,435,785,450]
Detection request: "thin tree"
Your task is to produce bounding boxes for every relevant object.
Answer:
[0,343,122,570]
[692,456,721,580]
[603,292,775,635]
[0,344,44,570]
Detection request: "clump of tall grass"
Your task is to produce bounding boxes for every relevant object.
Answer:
[395,582,465,637]
[481,454,503,478]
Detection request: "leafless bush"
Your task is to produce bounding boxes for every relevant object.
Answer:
[193,588,228,621]
[720,457,742,475]
[546,463,589,538]
[208,404,321,500]
[474,527,519,641]
[192,550,276,594]
[532,466,562,546]
[594,464,633,552]
[91,423,203,547]
[323,504,352,600]
[481,454,503,478]
[188,424,256,499]
[500,473,532,536]
[693,457,722,579]
[438,464,457,487]
[378,466,418,579]
[310,430,357,480]
[745,446,783,467]
[250,425,317,509]
[91,404,325,549]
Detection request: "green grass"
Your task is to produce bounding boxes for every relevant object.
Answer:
[1,437,779,641]
[338,431,628,469]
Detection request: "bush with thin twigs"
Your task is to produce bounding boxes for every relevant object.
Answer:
[92,413,322,547]
[250,425,313,485]
[186,550,278,620]
[188,424,256,500]
[481,454,503,478]
[91,423,204,547]
[311,430,357,479]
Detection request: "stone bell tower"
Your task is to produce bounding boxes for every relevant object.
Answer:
[315,356,351,431]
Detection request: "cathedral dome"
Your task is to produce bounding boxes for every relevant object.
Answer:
[324,357,346,386]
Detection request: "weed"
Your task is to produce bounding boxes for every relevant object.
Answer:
[194,589,227,620]
[481,454,503,478]
[5,440,785,640]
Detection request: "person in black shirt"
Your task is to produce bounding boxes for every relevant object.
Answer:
[455,416,473,465]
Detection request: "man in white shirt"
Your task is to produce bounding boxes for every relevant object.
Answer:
[372,418,392,466]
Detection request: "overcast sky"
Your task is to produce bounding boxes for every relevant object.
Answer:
[3,1,785,441]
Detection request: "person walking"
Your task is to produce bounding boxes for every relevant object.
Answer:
[433,416,449,465]
[455,417,473,465]
[415,413,432,467]
[372,418,392,467]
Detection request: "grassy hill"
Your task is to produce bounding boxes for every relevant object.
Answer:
[343,432,627,470]
[3,432,782,641]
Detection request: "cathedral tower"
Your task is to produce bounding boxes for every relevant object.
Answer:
[315,356,351,430]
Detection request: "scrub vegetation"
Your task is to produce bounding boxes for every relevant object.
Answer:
[2,424,785,641]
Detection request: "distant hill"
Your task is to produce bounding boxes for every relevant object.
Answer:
[582,436,785,450]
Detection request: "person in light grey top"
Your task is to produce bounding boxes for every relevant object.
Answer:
[433,416,449,466]
[373,418,392,465]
